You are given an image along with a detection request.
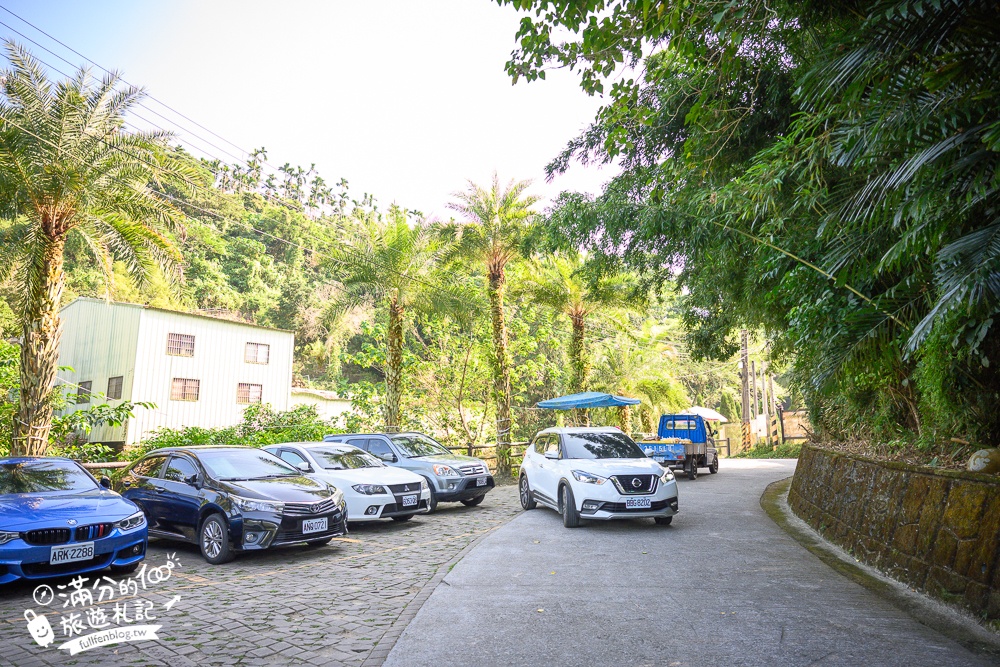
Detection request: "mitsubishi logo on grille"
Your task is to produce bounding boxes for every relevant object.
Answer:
[404,485,411,492]
[631,478,642,489]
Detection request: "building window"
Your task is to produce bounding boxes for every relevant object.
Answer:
[170,378,200,401]
[237,383,263,404]
[167,333,195,357]
[76,381,92,404]
[245,342,270,365]
[107,376,123,400]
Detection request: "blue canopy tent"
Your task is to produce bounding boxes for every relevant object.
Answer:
[536,392,641,410]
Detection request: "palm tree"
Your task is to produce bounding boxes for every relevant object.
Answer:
[526,254,645,420]
[0,43,185,455]
[448,174,537,475]
[334,207,446,432]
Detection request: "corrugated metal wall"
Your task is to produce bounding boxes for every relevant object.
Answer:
[57,298,142,443]
[130,308,293,444]
[57,298,294,446]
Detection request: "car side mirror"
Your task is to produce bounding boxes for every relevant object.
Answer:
[543,450,559,460]
[100,476,112,489]
[644,448,654,457]
[377,452,397,463]
[184,474,201,488]
[294,461,313,473]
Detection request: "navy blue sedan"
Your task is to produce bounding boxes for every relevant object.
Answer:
[119,446,346,564]
[0,457,147,584]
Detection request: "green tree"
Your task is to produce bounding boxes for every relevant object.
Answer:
[0,43,185,455]
[526,253,643,397]
[333,207,446,432]
[447,174,538,474]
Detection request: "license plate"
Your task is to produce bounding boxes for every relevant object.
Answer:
[476,477,487,487]
[50,542,94,565]
[401,494,417,507]
[625,497,652,509]
[302,517,328,534]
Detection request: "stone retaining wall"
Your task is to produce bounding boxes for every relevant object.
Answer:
[789,445,1000,619]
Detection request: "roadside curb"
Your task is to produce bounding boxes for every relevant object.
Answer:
[761,477,1000,658]
[359,516,508,667]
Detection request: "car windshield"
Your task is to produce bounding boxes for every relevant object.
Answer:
[197,449,299,480]
[0,460,98,494]
[389,433,451,458]
[562,432,647,460]
[309,448,383,470]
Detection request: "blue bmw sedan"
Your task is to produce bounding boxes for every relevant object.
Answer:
[0,457,147,584]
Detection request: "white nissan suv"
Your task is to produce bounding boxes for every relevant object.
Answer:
[519,427,679,527]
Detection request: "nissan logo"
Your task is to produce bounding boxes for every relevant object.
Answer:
[631,478,642,489]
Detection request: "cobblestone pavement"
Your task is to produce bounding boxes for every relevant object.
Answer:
[0,485,520,667]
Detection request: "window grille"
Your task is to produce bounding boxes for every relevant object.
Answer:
[171,378,200,401]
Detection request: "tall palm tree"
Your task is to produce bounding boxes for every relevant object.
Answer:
[0,43,184,455]
[448,175,537,475]
[527,254,645,404]
[334,207,446,432]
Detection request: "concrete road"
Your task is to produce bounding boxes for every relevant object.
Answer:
[384,459,994,667]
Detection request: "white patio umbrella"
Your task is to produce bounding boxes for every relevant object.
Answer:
[681,406,729,423]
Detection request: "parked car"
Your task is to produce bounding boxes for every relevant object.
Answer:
[519,427,680,527]
[641,414,719,479]
[117,446,346,564]
[322,432,494,511]
[0,457,147,584]
[263,442,431,523]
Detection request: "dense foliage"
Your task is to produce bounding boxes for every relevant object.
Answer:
[0,41,778,458]
[500,0,1000,455]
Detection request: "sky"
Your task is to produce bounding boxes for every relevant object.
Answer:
[0,0,616,219]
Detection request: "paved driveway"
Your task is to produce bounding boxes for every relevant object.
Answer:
[0,489,521,667]
[385,459,994,667]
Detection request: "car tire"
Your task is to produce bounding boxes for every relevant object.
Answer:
[391,514,413,522]
[519,473,537,510]
[709,456,719,474]
[654,516,673,526]
[687,457,698,480]
[425,482,438,513]
[109,562,140,575]
[199,513,235,564]
[461,495,485,507]
[306,537,333,546]
[560,484,581,528]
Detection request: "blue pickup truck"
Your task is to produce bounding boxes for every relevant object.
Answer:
[641,414,719,480]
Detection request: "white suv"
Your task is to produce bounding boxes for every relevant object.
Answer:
[519,427,679,527]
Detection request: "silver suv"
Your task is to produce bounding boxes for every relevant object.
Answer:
[322,432,494,511]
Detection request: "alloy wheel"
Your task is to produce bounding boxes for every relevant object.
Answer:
[203,520,223,559]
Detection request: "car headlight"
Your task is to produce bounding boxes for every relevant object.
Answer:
[115,511,146,532]
[352,484,387,495]
[660,468,675,483]
[420,479,428,490]
[571,470,607,485]
[433,464,460,477]
[231,495,285,514]
[0,531,19,545]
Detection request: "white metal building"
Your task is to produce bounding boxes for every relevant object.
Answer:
[289,387,354,422]
[57,297,294,445]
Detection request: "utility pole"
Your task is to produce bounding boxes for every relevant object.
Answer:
[750,360,758,416]
[740,330,751,450]
[761,362,770,445]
